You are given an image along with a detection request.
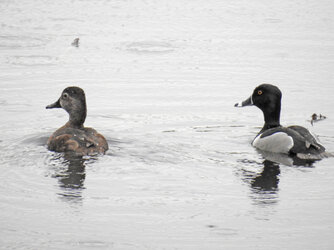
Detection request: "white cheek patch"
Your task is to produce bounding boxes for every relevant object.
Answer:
[252,132,294,154]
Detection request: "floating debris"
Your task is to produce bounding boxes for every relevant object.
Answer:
[310,113,327,125]
[71,38,79,47]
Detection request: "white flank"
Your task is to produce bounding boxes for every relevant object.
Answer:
[252,132,294,154]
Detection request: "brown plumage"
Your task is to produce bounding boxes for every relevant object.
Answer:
[46,86,108,156]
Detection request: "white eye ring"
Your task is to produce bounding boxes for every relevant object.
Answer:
[63,93,69,99]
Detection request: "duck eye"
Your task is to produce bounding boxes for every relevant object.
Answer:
[63,93,69,99]
[257,90,263,95]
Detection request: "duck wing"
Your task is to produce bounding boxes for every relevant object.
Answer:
[257,126,325,155]
[287,125,325,154]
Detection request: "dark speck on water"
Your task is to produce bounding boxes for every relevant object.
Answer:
[207,225,217,228]
[71,38,79,47]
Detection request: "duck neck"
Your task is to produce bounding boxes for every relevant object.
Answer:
[67,107,86,129]
[261,105,281,132]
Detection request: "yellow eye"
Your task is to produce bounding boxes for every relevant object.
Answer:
[257,90,263,95]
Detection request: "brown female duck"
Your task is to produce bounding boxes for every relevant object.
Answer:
[46,86,108,156]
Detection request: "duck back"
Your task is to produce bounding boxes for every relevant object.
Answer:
[47,126,108,156]
[253,125,326,156]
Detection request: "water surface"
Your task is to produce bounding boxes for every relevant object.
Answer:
[1,0,334,249]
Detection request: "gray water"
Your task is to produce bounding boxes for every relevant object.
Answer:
[1,0,334,249]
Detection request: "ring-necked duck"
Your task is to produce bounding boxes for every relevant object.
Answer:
[235,84,326,158]
[311,113,326,125]
[46,86,108,156]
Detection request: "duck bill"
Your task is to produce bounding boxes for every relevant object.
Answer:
[234,96,253,107]
[46,99,61,109]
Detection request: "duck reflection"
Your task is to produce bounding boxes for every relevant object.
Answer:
[251,160,280,192]
[49,153,93,203]
[55,155,86,190]
[241,159,280,206]
[240,151,318,206]
[257,149,317,167]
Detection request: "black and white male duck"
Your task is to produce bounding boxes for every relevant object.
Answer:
[46,86,108,156]
[235,84,326,158]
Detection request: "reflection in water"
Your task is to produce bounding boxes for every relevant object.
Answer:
[48,153,94,203]
[257,150,317,167]
[251,160,280,192]
[239,159,280,206]
[55,156,86,189]
[240,151,319,206]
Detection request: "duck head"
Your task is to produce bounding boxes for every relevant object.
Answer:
[46,86,87,129]
[235,84,282,129]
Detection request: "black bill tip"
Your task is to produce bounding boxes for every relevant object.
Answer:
[234,96,253,108]
[46,99,61,109]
